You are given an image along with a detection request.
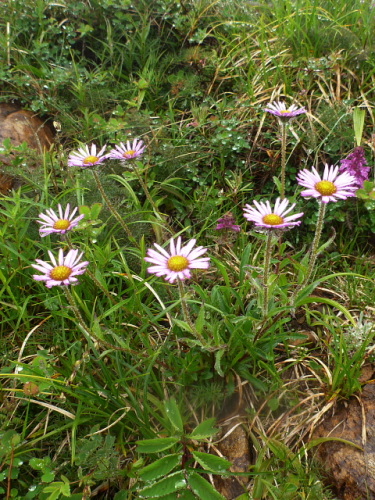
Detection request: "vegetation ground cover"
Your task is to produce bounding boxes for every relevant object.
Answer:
[1,0,375,498]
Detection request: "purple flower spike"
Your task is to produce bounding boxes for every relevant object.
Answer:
[339,147,370,188]
[215,213,241,232]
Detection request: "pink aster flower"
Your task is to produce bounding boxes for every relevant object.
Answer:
[144,236,210,283]
[297,164,358,203]
[37,204,85,237]
[243,198,303,230]
[339,147,370,188]
[107,139,145,161]
[265,101,306,120]
[32,249,89,288]
[68,144,107,168]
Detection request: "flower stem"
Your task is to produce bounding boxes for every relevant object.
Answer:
[177,278,205,344]
[63,287,96,345]
[132,161,174,239]
[295,200,327,296]
[262,232,274,317]
[92,169,136,244]
[280,121,287,200]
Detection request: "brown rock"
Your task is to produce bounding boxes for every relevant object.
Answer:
[0,102,54,192]
[313,381,375,499]
[214,394,253,499]
[0,102,54,152]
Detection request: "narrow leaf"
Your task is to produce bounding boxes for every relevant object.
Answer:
[138,454,181,482]
[192,451,232,473]
[164,399,184,433]
[353,107,365,146]
[139,470,186,498]
[136,437,179,454]
[187,471,226,500]
[188,418,219,440]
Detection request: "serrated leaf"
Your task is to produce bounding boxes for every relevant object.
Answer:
[164,399,184,433]
[139,470,186,498]
[192,451,231,473]
[136,437,179,454]
[187,471,226,499]
[138,454,181,482]
[188,418,219,440]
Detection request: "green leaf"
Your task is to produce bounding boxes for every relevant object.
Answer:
[195,306,206,335]
[138,470,186,498]
[138,454,181,482]
[90,203,103,219]
[214,349,225,377]
[192,451,231,473]
[78,205,91,217]
[353,107,365,146]
[29,457,51,471]
[164,399,184,433]
[41,470,55,483]
[136,437,179,454]
[187,471,226,499]
[113,491,128,500]
[188,418,219,440]
[156,492,195,500]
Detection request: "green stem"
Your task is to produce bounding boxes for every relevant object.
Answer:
[63,287,96,344]
[294,201,327,297]
[92,169,136,244]
[133,163,159,217]
[132,161,174,239]
[280,121,287,200]
[65,236,117,306]
[262,232,274,317]
[177,278,205,344]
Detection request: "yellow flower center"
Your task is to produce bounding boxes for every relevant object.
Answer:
[53,219,71,230]
[315,180,337,196]
[167,256,189,272]
[50,265,72,281]
[262,213,284,225]
[280,109,291,114]
[83,155,99,164]
[123,150,136,158]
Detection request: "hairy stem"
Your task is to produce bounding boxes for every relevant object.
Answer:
[262,232,274,317]
[177,278,205,344]
[280,121,288,200]
[294,200,327,299]
[92,169,136,244]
